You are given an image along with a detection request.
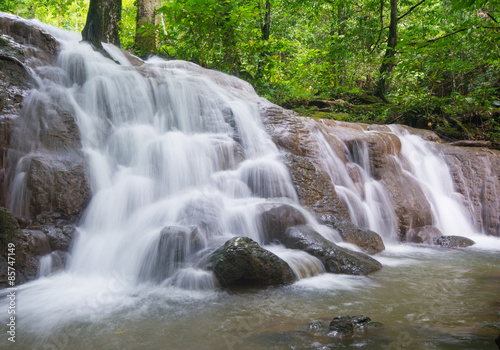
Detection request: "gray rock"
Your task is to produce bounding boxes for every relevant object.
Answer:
[140,225,204,283]
[282,226,382,275]
[0,206,19,246]
[319,213,385,254]
[207,236,296,287]
[40,225,74,251]
[406,225,443,244]
[329,315,383,336]
[434,235,475,248]
[258,202,307,243]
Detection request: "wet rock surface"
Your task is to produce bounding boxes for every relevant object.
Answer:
[406,225,443,244]
[258,202,307,243]
[438,144,500,237]
[329,315,383,336]
[434,235,475,248]
[207,236,296,287]
[1,13,90,223]
[140,225,204,283]
[282,225,382,275]
[319,212,385,254]
[0,206,76,287]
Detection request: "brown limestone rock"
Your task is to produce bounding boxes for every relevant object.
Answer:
[438,144,500,236]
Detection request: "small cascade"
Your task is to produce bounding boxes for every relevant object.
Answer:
[390,125,478,237]
[311,129,398,242]
[36,251,67,278]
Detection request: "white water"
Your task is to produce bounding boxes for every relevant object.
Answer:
[3,19,500,346]
[310,128,399,242]
[2,20,348,327]
[389,125,478,237]
[306,120,488,245]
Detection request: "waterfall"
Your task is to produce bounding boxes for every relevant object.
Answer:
[310,127,399,242]
[7,22,332,292]
[306,120,481,244]
[389,125,478,237]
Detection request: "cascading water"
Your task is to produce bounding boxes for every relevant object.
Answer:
[310,127,398,242]
[389,125,478,237]
[2,17,500,350]
[6,21,332,299]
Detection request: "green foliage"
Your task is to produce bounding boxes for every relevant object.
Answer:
[3,0,500,145]
[120,0,137,50]
[1,0,89,32]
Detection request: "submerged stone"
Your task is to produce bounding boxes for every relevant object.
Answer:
[207,236,296,287]
[329,315,383,336]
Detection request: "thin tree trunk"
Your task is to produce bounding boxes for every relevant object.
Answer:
[82,0,104,50]
[257,0,271,79]
[262,0,271,41]
[102,0,122,46]
[375,0,398,100]
[135,0,161,56]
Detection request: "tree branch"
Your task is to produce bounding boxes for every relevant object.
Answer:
[426,28,468,43]
[373,0,427,36]
[369,0,384,53]
[398,0,426,22]
[487,12,498,23]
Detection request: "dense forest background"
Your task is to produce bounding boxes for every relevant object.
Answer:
[1,0,499,145]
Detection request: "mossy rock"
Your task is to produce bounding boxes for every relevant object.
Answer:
[434,126,465,140]
[0,207,20,247]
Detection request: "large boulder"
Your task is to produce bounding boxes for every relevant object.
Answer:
[0,13,90,223]
[318,213,385,254]
[282,226,382,275]
[207,236,296,287]
[0,228,51,286]
[0,13,59,67]
[0,206,77,288]
[258,202,307,243]
[23,154,90,220]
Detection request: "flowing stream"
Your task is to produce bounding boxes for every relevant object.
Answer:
[1,20,499,349]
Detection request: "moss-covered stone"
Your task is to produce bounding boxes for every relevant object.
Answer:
[0,206,19,247]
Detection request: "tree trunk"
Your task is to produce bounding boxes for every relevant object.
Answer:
[375,0,398,100]
[102,0,122,46]
[82,0,104,50]
[256,0,271,79]
[262,0,271,41]
[135,0,161,56]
